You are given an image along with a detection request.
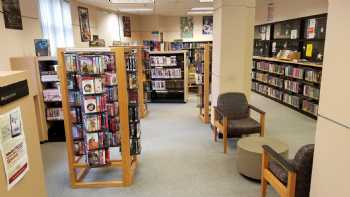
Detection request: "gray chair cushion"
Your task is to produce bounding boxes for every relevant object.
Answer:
[217,92,249,120]
[227,118,261,137]
[269,160,291,185]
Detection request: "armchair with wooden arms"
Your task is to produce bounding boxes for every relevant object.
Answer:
[212,92,266,153]
[261,144,315,197]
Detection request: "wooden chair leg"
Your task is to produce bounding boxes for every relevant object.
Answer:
[223,117,228,154]
[286,172,296,197]
[261,150,269,197]
[212,125,217,142]
[261,178,268,197]
[260,113,266,137]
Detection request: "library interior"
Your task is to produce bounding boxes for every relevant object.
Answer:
[0,0,349,197]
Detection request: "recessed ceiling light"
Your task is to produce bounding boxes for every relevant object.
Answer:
[110,0,154,4]
[119,8,154,12]
[191,7,214,11]
[187,11,213,15]
[199,0,213,2]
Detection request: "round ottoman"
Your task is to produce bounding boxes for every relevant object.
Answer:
[237,136,289,180]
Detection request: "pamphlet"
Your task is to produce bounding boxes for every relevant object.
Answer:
[0,107,29,190]
[306,44,313,57]
[307,18,316,39]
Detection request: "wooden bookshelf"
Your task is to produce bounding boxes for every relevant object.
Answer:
[148,51,188,103]
[252,14,327,119]
[198,44,211,123]
[253,56,323,68]
[57,47,140,188]
[252,59,322,119]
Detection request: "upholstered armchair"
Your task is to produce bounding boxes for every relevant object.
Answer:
[212,92,265,153]
[261,144,315,197]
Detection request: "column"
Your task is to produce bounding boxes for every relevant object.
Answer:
[211,0,256,123]
[310,0,350,196]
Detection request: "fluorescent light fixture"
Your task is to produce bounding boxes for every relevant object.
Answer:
[110,0,154,4]
[187,11,213,15]
[191,7,214,11]
[199,0,213,2]
[119,8,154,12]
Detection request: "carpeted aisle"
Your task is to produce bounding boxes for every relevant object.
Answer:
[41,93,315,197]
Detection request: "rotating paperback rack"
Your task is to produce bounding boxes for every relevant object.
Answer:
[57,47,141,188]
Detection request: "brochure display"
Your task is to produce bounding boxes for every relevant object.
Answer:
[0,71,47,197]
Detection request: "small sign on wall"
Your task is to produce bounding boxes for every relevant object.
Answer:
[267,3,274,22]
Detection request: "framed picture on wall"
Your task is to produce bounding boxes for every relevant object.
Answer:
[180,16,193,39]
[123,16,132,38]
[202,16,213,35]
[1,0,23,30]
[78,6,91,42]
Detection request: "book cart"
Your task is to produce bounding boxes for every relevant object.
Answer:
[198,44,212,123]
[148,51,188,103]
[57,47,141,188]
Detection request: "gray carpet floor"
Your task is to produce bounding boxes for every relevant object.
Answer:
[41,93,316,197]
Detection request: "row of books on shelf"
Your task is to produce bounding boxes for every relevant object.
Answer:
[151,80,184,91]
[65,54,115,73]
[43,88,61,102]
[151,68,182,79]
[252,82,319,116]
[252,76,320,99]
[68,72,117,90]
[41,74,59,82]
[254,61,321,83]
[46,108,64,121]
[171,42,208,50]
[150,56,177,67]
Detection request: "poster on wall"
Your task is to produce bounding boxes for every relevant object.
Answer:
[34,39,50,57]
[180,16,193,39]
[78,6,91,42]
[1,0,23,30]
[123,16,132,38]
[0,107,29,190]
[202,16,213,35]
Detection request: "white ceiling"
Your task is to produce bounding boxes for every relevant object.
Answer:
[77,0,213,16]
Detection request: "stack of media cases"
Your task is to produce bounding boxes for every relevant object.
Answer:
[64,51,141,168]
[125,49,142,155]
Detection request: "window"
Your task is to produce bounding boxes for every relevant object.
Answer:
[38,0,74,56]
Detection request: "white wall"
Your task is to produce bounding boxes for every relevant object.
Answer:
[138,15,213,42]
[0,0,143,71]
[0,0,42,71]
[310,0,350,196]
[255,0,328,25]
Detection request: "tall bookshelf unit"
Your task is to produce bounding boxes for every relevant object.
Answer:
[38,56,66,141]
[149,51,188,103]
[252,14,326,119]
[57,47,141,188]
[198,44,212,123]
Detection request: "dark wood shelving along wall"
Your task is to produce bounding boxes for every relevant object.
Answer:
[252,14,327,119]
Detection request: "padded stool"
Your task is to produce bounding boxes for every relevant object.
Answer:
[237,136,289,180]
